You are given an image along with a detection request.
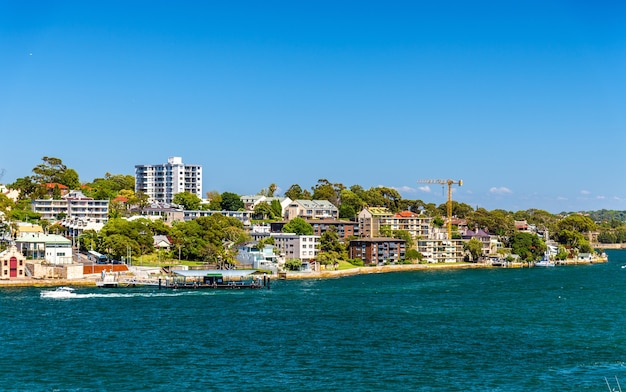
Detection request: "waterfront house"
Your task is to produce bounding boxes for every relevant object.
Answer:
[462,228,501,257]
[236,243,279,271]
[250,232,319,262]
[15,233,73,264]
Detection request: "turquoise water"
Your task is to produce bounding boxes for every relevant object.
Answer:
[2,251,626,391]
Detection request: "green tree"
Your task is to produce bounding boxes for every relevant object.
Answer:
[221,192,244,211]
[557,215,596,234]
[285,184,307,200]
[32,156,68,185]
[509,232,546,262]
[282,217,314,235]
[317,251,338,267]
[284,258,302,271]
[405,249,422,262]
[8,176,39,199]
[338,189,365,219]
[464,238,483,261]
[270,199,283,219]
[168,215,246,262]
[258,183,278,197]
[173,192,202,210]
[392,229,414,248]
[253,202,274,220]
[363,186,402,212]
[0,193,14,218]
[60,168,81,190]
[554,229,586,248]
[311,179,344,206]
[379,225,393,237]
[85,173,135,200]
[132,191,150,213]
[320,227,344,254]
[205,191,222,210]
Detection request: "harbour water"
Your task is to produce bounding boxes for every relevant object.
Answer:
[2,250,626,391]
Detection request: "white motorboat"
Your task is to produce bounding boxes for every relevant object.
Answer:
[40,286,76,299]
[534,252,555,267]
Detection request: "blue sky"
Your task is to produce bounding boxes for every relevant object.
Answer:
[1,1,625,213]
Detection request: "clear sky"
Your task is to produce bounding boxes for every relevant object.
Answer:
[1,1,625,214]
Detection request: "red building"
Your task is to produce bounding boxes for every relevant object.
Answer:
[0,245,26,279]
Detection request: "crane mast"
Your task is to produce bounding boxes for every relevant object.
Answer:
[417,179,463,240]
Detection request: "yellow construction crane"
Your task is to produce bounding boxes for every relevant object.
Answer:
[417,179,463,240]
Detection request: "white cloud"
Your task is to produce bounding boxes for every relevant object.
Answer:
[557,196,568,201]
[580,190,591,195]
[596,195,606,200]
[395,185,416,193]
[489,186,512,195]
[418,185,431,193]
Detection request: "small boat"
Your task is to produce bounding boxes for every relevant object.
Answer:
[534,252,555,267]
[40,286,76,299]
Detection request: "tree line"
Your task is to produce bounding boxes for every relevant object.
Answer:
[1,157,624,264]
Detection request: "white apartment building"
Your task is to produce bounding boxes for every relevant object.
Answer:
[250,232,319,261]
[135,156,202,204]
[32,190,109,234]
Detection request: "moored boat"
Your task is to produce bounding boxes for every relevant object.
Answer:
[161,270,270,290]
[534,252,555,267]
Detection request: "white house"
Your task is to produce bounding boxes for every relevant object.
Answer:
[236,243,279,271]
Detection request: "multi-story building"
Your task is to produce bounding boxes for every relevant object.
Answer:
[417,239,465,263]
[250,232,319,261]
[32,190,109,235]
[358,207,393,238]
[135,156,202,204]
[349,237,406,265]
[268,219,358,240]
[285,199,339,220]
[358,207,431,239]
